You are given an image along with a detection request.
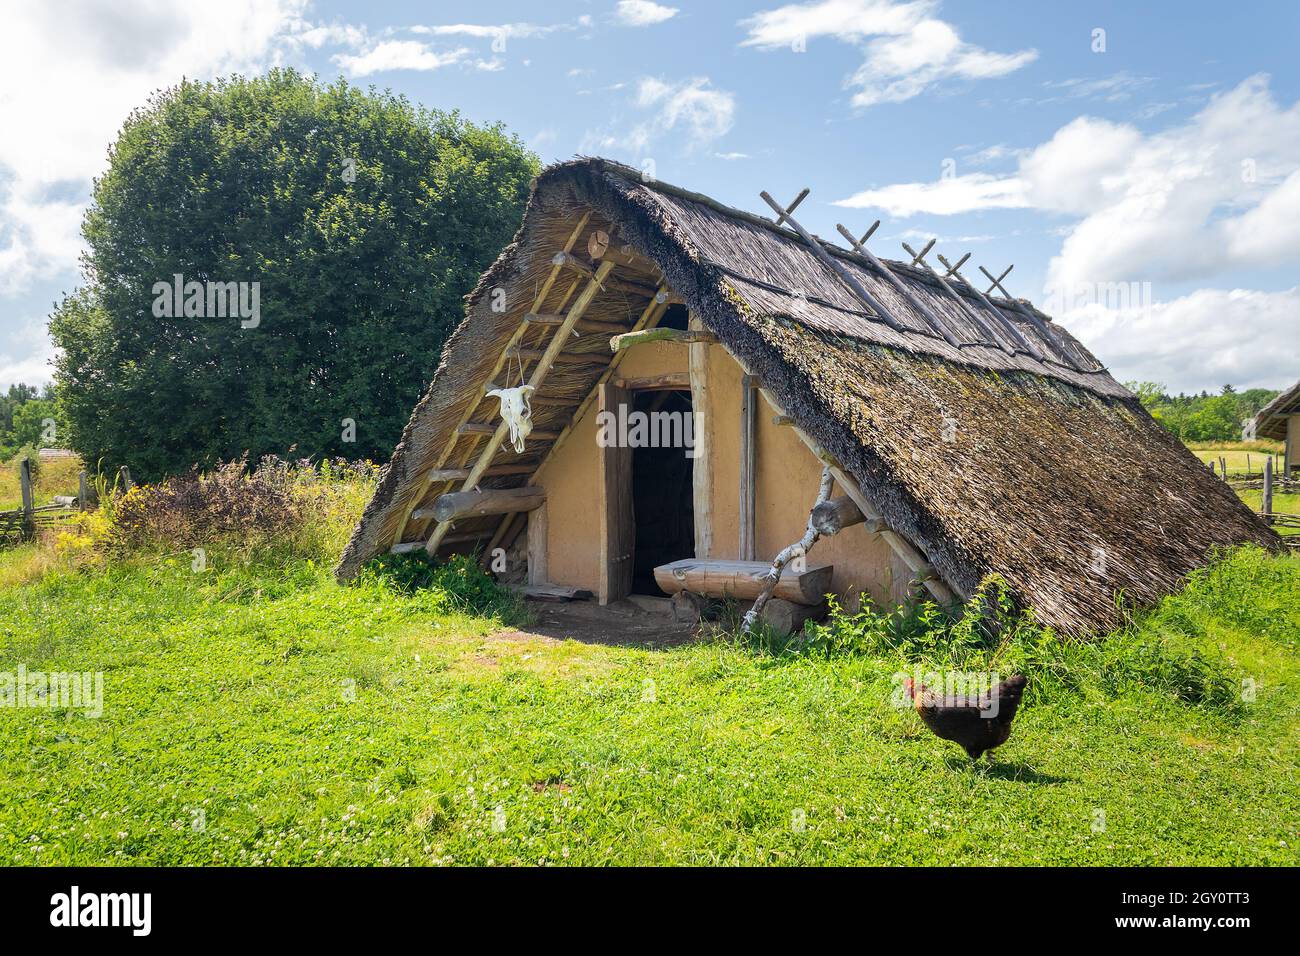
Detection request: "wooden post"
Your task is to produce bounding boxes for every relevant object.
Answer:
[688,314,712,560]
[739,375,757,561]
[78,469,89,510]
[118,465,133,491]
[598,381,635,604]
[1263,455,1273,525]
[528,503,548,586]
[19,456,34,539]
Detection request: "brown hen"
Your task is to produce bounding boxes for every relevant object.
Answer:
[904,674,1027,760]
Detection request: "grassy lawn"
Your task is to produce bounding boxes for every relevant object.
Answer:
[0,543,1296,866]
[1186,442,1284,476]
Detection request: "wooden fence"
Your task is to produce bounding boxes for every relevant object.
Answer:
[0,457,101,543]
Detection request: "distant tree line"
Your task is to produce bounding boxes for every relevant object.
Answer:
[0,383,68,459]
[1127,382,1280,442]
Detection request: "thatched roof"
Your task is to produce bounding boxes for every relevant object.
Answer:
[337,158,1278,634]
[1252,378,1300,440]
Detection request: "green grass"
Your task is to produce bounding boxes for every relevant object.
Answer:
[1,544,1296,866]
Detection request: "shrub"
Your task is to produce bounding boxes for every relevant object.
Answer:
[366,551,524,622]
[103,455,379,564]
[798,572,1248,712]
[109,459,301,551]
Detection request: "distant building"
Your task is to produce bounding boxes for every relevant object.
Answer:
[1251,380,1300,474]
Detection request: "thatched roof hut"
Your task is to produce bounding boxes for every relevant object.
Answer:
[1251,379,1299,473]
[338,158,1277,635]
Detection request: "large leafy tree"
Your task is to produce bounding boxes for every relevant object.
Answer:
[51,69,536,480]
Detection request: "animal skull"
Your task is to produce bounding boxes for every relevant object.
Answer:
[487,385,536,453]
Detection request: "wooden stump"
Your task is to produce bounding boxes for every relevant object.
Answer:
[670,589,707,624]
[761,598,828,637]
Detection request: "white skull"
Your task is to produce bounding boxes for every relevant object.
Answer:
[487,385,536,453]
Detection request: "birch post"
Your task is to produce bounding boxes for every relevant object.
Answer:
[19,456,34,539]
[1263,455,1273,525]
[741,466,833,633]
[688,314,712,559]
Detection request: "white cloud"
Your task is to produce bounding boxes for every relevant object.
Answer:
[834,76,1300,290]
[715,151,750,160]
[584,76,735,155]
[0,315,55,386]
[410,22,558,40]
[835,173,1027,216]
[740,0,1036,107]
[829,75,1300,391]
[0,0,315,293]
[1070,287,1300,393]
[333,41,469,77]
[615,1,680,27]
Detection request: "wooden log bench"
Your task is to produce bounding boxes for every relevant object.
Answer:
[652,559,833,606]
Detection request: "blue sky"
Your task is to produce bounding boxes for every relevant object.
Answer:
[3,0,1299,393]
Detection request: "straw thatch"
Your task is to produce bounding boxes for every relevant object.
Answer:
[1251,378,1300,441]
[337,158,1279,635]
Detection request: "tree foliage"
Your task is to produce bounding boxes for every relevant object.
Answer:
[51,69,537,480]
[1127,381,1280,441]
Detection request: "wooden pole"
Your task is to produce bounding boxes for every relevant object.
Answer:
[1263,455,1273,525]
[688,314,713,560]
[118,465,133,491]
[742,466,834,633]
[19,456,34,539]
[78,469,89,510]
[739,374,757,561]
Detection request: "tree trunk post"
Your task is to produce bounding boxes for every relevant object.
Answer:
[1263,455,1273,525]
[19,456,35,540]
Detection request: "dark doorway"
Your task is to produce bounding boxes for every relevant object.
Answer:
[630,389,695,595]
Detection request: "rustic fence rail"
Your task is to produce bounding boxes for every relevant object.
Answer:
[0,457,89,543]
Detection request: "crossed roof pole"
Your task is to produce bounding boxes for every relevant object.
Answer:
[758,186,1087,373]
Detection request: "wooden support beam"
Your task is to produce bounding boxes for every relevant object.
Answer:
[458,423,559,441]
[19,456,34,539]
[421,464,537,482]
[390,212,592,548]
[772,414,794,426]
[425,486,546,523]
[424,259,617,555]
[614,371,689,391]
[810,495,869,536]
[609,327,717,352]
[551,250,594,278]
[527,503,548,585]
[739,375,757,561]
[688,314,713,560]
[483,387,570,407]
[937,253,1046,362]
[506,347,609,366]
[524,312,565,325]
